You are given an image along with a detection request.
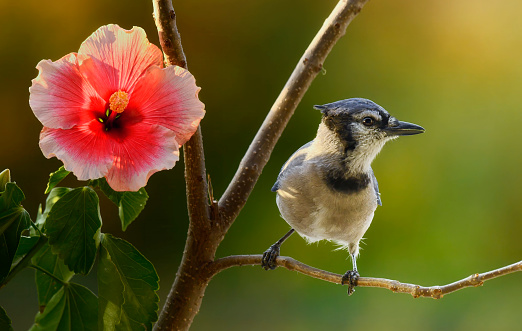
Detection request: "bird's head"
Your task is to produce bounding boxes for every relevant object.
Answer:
[314,98,424,172]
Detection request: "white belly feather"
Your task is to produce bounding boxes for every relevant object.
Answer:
[275,170,378,255]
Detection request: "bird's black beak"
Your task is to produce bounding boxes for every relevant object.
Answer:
[384,118,425,136]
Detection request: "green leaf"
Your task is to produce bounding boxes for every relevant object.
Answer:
[0,184,31,281]
[44,166,71,194]
[0,169,10,193]
[12,235,39,266]
[36,187,72,227]
[118,189,148,231]
[0,305,14,331]
[44,187,102,274]
[33,241,75,307]
[30,283,98,331]
[0,182,25,212]
[96,178,148,231]
[92,178,120,205]
[98,234,159,331]
[0,209,31,282]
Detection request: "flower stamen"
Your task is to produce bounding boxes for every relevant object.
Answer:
[109,90,129,114]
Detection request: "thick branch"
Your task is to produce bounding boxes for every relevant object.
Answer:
[218,0,370,232]
[209,255,522,299]
[153,2,211,331]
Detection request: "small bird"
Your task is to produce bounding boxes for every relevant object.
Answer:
[262,98,424,294]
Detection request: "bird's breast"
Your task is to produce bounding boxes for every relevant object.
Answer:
[275,163,378,246]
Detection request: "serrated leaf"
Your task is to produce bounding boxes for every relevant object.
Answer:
[0,169,10,193]
[98,234,159,331]
[44,187,102,274]
[45,167,71,194]
[96,178,148,231]
[36,187,72,227]
[33,241,75,307]
[0,305,14,331]
[30,283,98,331]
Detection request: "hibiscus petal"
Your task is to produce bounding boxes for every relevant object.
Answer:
[39,121,113,181]
[29,54,105,129]
[78,24,163,99]
[129,65,205,146]
[105,124,179,192]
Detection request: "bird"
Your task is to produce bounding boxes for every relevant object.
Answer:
[261,98,424,294]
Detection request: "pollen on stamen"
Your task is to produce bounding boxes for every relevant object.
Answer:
[109,90,129,114]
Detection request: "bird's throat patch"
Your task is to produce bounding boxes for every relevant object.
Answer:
[324,171,370,194]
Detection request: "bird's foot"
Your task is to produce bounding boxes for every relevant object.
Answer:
[261,244,280,270]
[341,270,360,296]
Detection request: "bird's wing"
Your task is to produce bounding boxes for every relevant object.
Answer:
[271,141,313,192]
[369,167,382,206]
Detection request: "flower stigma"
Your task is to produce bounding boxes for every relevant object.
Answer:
[109,90,129,114]
[98,91,130,131]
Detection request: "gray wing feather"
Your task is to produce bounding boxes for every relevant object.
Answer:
[271,141,313,192]
[369,167,382,206]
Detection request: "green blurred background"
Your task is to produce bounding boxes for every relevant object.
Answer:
[1,0,522,330]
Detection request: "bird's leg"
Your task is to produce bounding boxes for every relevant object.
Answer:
[341,253,360,296]
[261,229,295,270]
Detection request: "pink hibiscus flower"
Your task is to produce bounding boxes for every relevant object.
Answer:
[29,24,205,191]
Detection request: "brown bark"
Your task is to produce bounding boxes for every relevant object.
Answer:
[153,1,215,330]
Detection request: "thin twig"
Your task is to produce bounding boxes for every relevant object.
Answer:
[208,255,522,299]
[218,0,370,233]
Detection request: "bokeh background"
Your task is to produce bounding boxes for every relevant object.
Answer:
[1,0,522,330]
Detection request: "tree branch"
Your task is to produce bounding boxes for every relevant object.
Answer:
[218,0,370,233]
[208,255,522,299]
[153,0,187,68]
[153,2,213,331]
[153,0,210,230]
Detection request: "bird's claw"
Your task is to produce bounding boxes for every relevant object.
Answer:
[261,244,280,270]
[341,270,359,296]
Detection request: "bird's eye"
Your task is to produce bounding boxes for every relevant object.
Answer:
[362,117,375,126]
